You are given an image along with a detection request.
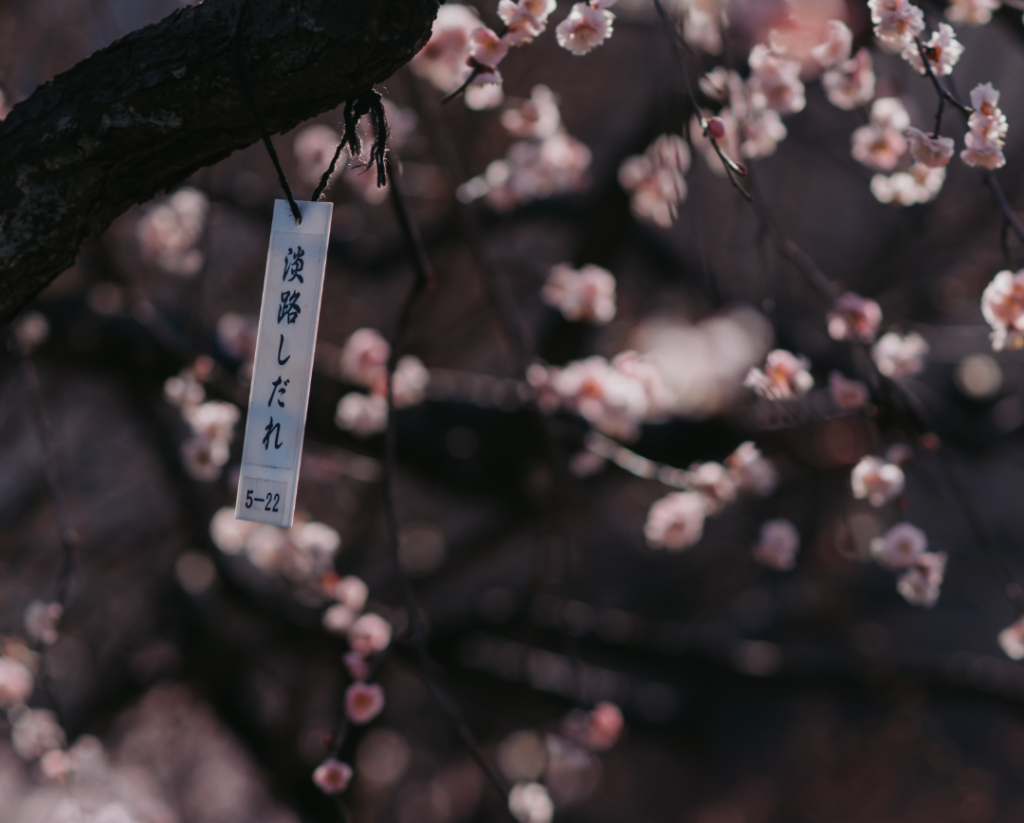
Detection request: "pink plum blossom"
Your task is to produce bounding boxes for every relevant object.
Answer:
[410,4,482,93]
[872,331,929,377]
[345,682,386,724]
[687,461,736,514]
[502,85,561,140]
[744,349,814,401]
[725,442,779,497]
[468,27,509,70]
[823,48,876,111]
[644,491,707,551]
[556,3,614,56]
[827,292,883,344]
[541,264,617,324]
[870,522,928,570]
[313,758,354,794]
[870,163,946,207]
[829,371,870,410]
[0,657,33,707]
[905,128,955,168]
[998,616,1024,660]
[896,551,947,607]
[946,0,1001,25]
[24,600,63,646]
[582,702,623,751]
[551,356,650,441]
[747,44,805,115]
[962,83,1008,170]
[868,0,925,52]
[340,328,390,390]
[851,456,905,506]
[810,20,853,68]
[752,518,800,571]
[349,613,393,655]
[9,707,65,761]
[851,98,910,171]
[498,1,546,46]
[344,651,371,681]
[323,604,358,636]
[902,23,963,76]
[334,575,369,612]
[335,392,388,438]
[618,133,691,228]
[982,268,1024,350]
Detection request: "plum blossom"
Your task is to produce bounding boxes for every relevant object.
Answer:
[747,44,805,115]
[644,491,706,551]
[961,83,1008,170]
[725,441,779,497]
[136,187,209,276]
[823,48,876,111]
[11,311,49,356]
[851,98,911,171]
[902,23,963,76]
[829,371,870,410]
[810,20,853,68]
[502,85,561,140]
[539,356,651,441]
[340,328,390,391]
[752,518,800,571]
[542,264,616,324]
[946,0,1001,25]
[868,0,925,53]
[349,613,393,655]
[499,0,557,45]
[345,682,386,724]
[896,551,947,607]
[870,163,946,206]
[468,26,509,70]
[323,604,358,635]
[393,355,430,407]
[870,522,927,570]
[344,651,371,681]
[410,4,481,93]
[618,133,691,229]
[851,455,905,506]
[872,331,929,377]
[998,616,1024,660]
[9,707,65,761]
[577,702,623,751]
[744,349,814,401]
[293,124,342,186]
[0,657,33,706]
[334,575,369,612]
[982,268,1024,350]
[679,0,723,54]
[509,781,555,823]
[687,461,736,514]
[313,758,354,794]
[827,292,883,344]
[336,392,388,438]
[905,128,955,168]
[24,600,63,646]
[556,3,615,56]
[611,350,675,422]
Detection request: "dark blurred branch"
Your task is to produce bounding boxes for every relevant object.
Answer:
[0,0,439,323]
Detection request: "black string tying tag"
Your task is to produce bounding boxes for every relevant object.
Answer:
[312,89,390,202]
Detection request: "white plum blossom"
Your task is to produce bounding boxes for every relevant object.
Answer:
[823,48,876,111]
[644,491,707,551]
[542,263,617,324]
[752,518,800,571]
[868,0,925,53]
[687,461,736,514]
[509,781,555,823]
[323,604,358,635]
[0,657,34,707]
[827,292,883,344]
[340,328,390,392]
[998,616,1024,660]
[556,3,614,56]
[872,331,929,377]
[961,83,1008,170]
[502,85,561,139]
[747,44,805,115]
[905,128,955,168]
[553,356,650,441]
[829,371,870,410]
[393,355,431,408]
[335,392,388,438]
[313,758,354,794]
[896,551,947,607]
[498,0,551,46]
[725,441,779,497]
[349,613,393,655]
[870,522,928,569]
[851,455,905,506]
[136,187,209,277]
[810,20,853,68]
[982,268,1024,350]
[870,163,946,206]
[618,133,691,228]
[902,23,964,76]
[744,349,814,400]
[334,575,369,612]
[946,0,1001,25]
[851,98,911,171]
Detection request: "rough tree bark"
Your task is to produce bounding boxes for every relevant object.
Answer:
[0,0,439,323]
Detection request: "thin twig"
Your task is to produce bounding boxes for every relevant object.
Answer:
[382,153,513,808]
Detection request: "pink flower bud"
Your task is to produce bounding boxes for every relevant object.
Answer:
[707,117,726,139]
[345,682,386,724]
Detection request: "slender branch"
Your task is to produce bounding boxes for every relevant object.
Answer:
[986,172,1024,248]
[382,154,513,809]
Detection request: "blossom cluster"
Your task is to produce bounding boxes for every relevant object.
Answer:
[136,187,209,277]
[541,263,617,324]
[458,85,592,211]
[335,328,430,438]
[981,267,1024,350]
[164,360,241,482]
[618,134,691,229]
[209,507,341,583]
[643,441,778,552]
[870,522,947,607]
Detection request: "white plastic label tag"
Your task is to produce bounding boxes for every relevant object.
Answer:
[235,199,333,526]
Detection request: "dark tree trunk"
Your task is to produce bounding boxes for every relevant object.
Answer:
[0,0,439,322]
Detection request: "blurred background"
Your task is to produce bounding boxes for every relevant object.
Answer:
[4,0,1024,820]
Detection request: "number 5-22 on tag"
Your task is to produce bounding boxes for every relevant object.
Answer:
[239,476,289,525]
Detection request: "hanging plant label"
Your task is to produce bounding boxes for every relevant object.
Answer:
[235,199,333,526]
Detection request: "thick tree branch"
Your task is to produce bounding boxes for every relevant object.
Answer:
[0,0,439,322]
